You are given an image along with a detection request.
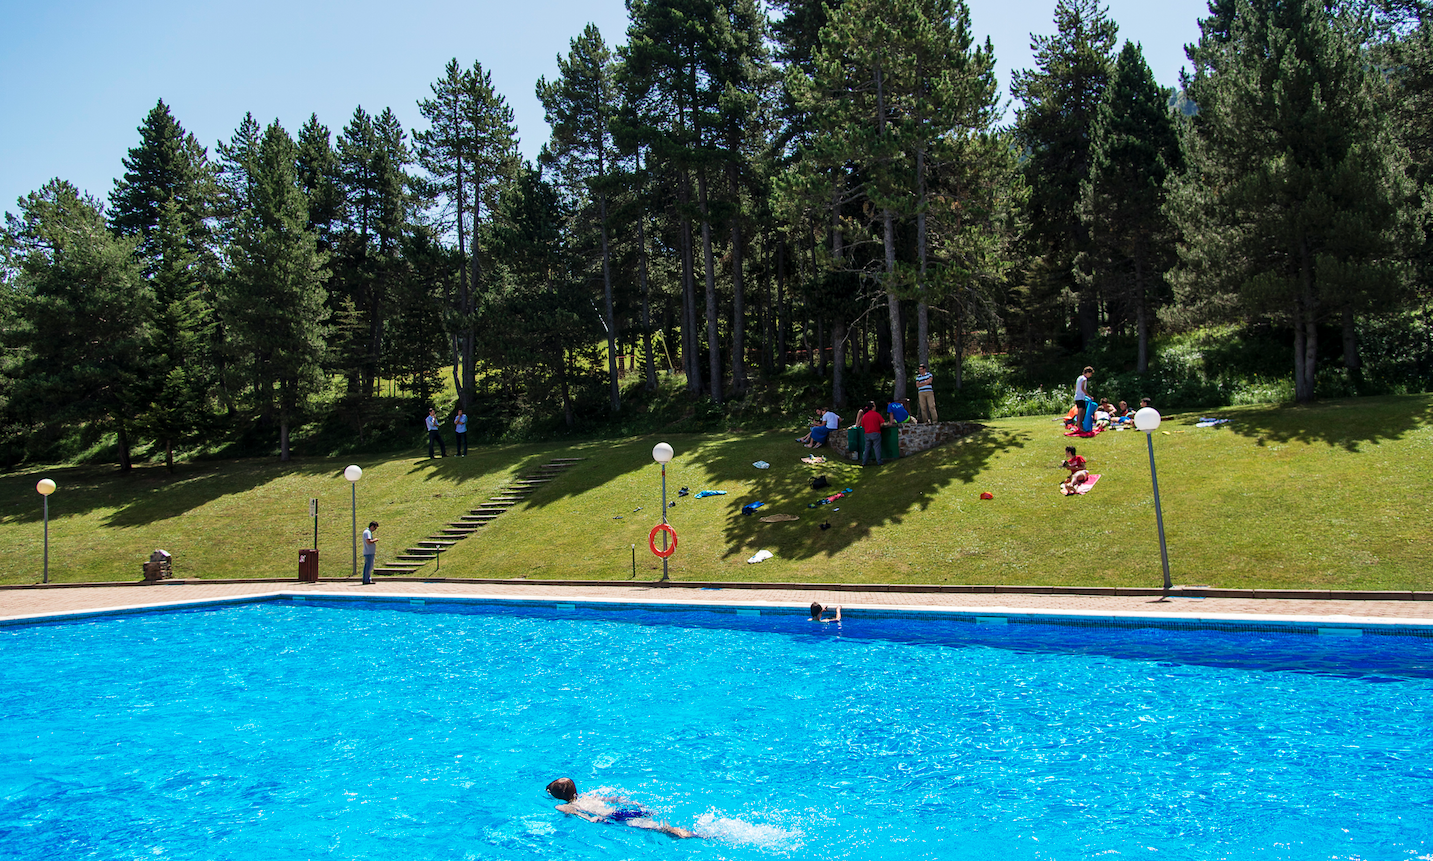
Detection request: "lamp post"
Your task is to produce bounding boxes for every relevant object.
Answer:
[1134,408,1172,595]
[343,465,363,579]
[652,442,674,581]
[36,478,55,584]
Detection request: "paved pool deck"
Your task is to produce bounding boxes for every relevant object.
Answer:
[2,579,1431,626]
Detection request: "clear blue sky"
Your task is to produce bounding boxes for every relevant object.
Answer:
[0,0,1211,217]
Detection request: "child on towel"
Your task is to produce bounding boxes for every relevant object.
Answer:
[1061,445,1089,496]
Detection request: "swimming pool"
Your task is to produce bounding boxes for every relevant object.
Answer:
[1,596,1430,860]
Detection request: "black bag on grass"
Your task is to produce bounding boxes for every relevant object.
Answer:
[811,475,829,490]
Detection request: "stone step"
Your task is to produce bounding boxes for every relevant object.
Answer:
[415,539,459,548]
[396,553,437,562]
[373,566,422,576]
[489,496,527,502]
[549,458,583,463]
[457,515,493,523]
[437,529,477,538]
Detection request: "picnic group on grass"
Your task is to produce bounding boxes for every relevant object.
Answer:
[790,362,1158,496]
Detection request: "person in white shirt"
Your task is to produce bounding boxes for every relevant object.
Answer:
[1074,366,1094,427]
[425,408,447,458]
[361,521,378,584]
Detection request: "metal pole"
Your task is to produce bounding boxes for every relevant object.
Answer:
[1145,432,1172,594]
[42,495,49,585]
[351,482,358,579]
[660,463,669,581]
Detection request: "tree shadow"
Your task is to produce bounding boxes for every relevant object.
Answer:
[0,460,338,528]
[1210,394,1433,453]
[692,427,1027,563]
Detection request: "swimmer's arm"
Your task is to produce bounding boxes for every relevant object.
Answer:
[555,803,606,824]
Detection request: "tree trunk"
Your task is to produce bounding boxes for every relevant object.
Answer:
[1294,242,1318,403]
[698,168,722,404]
[1135,249,1149,374]
[637,178,657,392]
[776,234,787,372]
[279,417,290,462]
[599,192,620,412]
[916,148,930,367]
[1342,305,1361,371]
[117,422,132,472]
[677,178,699,392]
[832,321,847,408]
[165,438,174,473]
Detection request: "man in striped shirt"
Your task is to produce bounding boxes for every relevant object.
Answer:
[915,363,937,423]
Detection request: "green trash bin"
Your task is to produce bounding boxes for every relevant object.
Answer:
[846,426,863,458]
[881,425,900,460]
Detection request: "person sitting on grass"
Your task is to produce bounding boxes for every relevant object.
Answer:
[1060,445,1089,496]
[797,407,840,448]
[546,778,697,839]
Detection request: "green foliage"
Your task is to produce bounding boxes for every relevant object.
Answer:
[1079,40,1181,373]
[1010,0,1119,349]
[1,180,156,468]
[1173,0,1420,401]
[219,120,330,460]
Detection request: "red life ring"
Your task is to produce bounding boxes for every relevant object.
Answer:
[649,523,677,558]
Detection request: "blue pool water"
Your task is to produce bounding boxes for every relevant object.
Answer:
[1,598,1431,860]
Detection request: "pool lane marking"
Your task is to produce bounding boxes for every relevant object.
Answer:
[3,589,1431,633]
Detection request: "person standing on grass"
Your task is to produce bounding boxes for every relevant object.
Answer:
[425,408,447,458]
[453,408,468,457]
[1074,367,1094,427]
[915,363,937,423]
[859,400,887,466]
[362,521,379,584]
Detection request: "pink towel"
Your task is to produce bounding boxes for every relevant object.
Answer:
[1064,427,1103,438]
[1072,474,1101,495]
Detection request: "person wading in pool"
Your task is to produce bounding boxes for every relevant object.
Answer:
[545,778,698,839]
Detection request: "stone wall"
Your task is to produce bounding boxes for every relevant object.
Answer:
[829,420,985,461]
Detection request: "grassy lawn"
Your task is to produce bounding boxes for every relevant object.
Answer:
[2,395,1431,591]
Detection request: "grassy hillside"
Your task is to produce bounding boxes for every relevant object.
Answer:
[2,395,1431,591]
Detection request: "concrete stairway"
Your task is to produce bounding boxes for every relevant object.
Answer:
[372,457,584,576]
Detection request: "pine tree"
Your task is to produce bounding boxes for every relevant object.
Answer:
[220,120,330,459]
[1010,0,1119,349]
[1079,40,1182,373]
[3,180,156,469]
[415,59,520,412]
[538,23,623,412]
[110,100,219,465]
[109,99,213,272]
[337,106,413,396]
[1173,0,1417,401]
[296,114,344,249]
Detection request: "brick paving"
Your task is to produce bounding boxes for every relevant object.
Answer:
[2,578,1432,626]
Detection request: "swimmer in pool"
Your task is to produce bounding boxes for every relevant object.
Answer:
[809,602,842,622]
[546,778,698,839]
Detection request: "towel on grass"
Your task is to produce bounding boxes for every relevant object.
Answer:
[1064,427,1104,438]
[760,513,800,522]
[1195,418,1232,428]
[694,490,727,498]
[746,549,773,564]
[1068,474,1102,495]
[801,455,827,465]
[741,501,766,515]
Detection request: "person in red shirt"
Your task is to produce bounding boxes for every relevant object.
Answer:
[1061,445,1089,495]
[858,401,888,466]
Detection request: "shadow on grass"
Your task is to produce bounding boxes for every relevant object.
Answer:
[0,460,338,528]
[503,427,1027,565]
[1211,394,1433,453]
[704,427,1026,562]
